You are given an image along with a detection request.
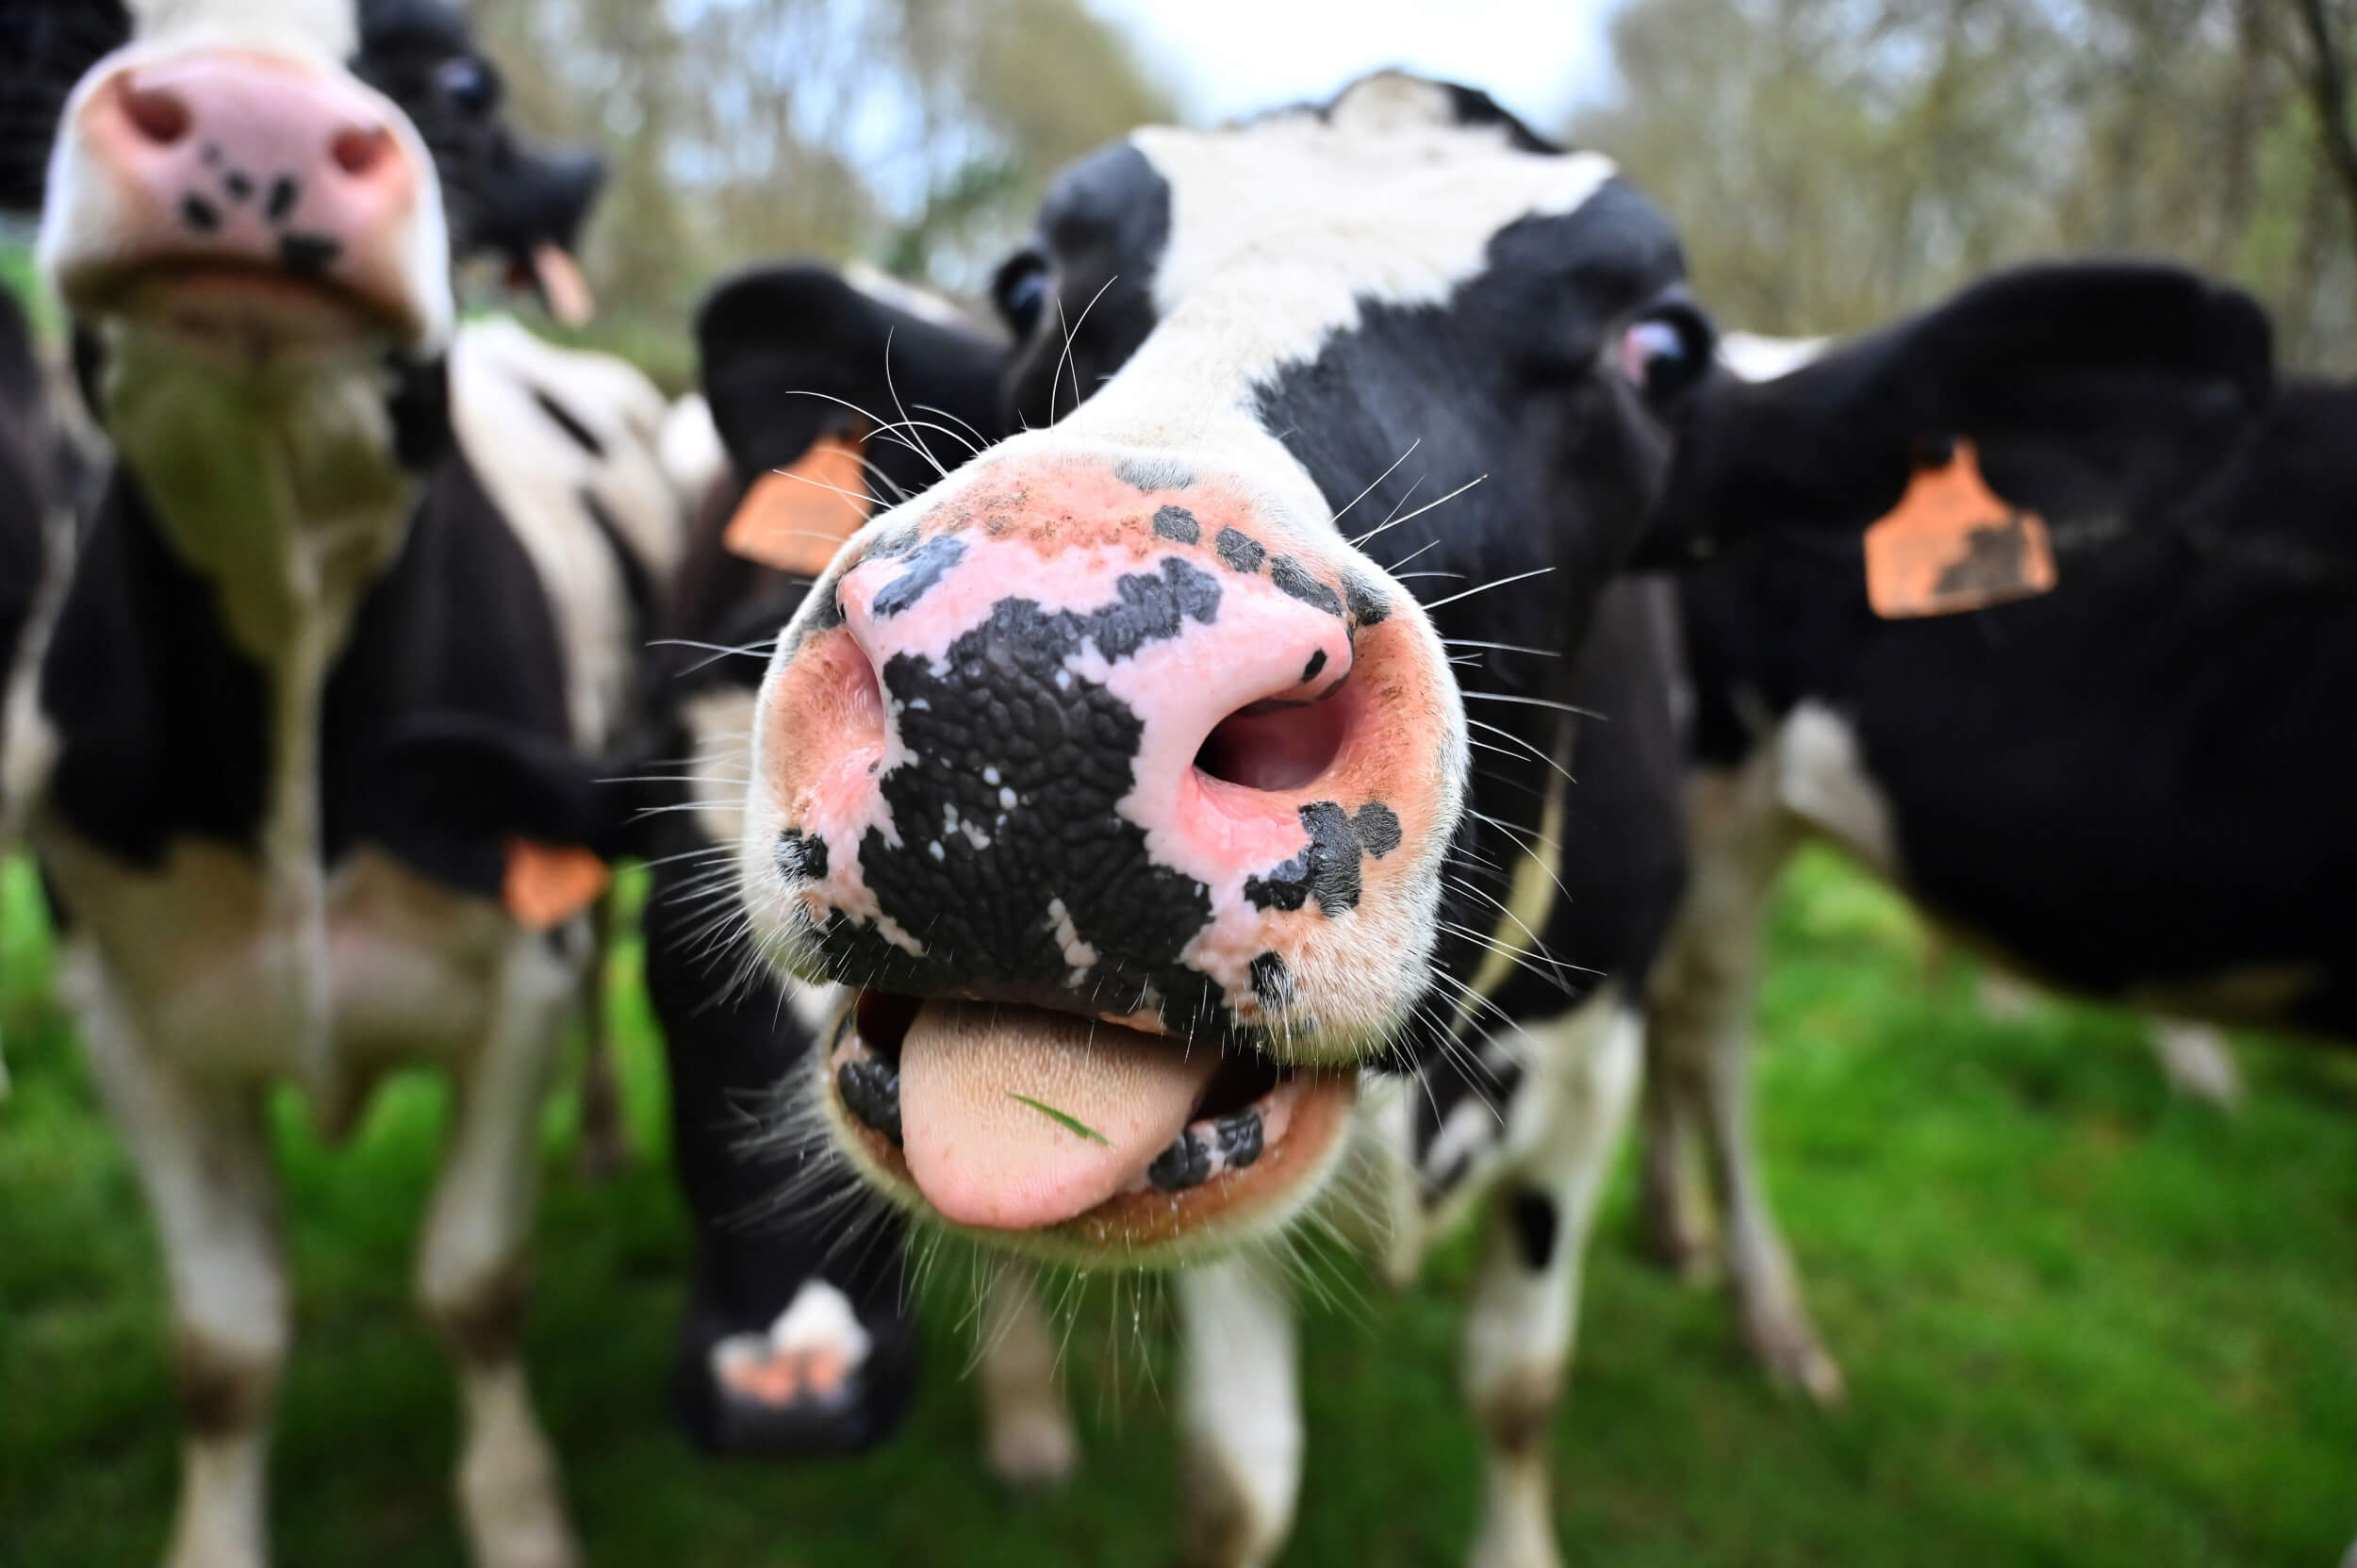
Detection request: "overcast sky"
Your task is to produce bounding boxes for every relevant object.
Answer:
[1083,0,1628,130]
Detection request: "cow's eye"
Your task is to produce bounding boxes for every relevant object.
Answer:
[1617,305,1713,412]
[993,251,1052,340]
[435,58,497,115]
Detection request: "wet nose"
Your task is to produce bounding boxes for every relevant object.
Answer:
[72,51,427,326]
[756,454,1441,1022]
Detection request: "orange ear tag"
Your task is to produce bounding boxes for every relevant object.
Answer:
[1862,438,2058,619]
[721,434,872,576]
[503,840,613,932]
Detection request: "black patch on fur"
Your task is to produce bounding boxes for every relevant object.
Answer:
[1343,572,1391,627]
[810,557,1252,1036]
[837,1055,902,1145]
[1270,554,1344,618]
[1301,649,1327,684]
[1248,949,1294,1010]
[1118,457,1193,492]
[1243,799,1393,916]
[265,175,298,222]
[777,829,828,882]
[277,233,340,276]
[223,170,252,202]
[1215,526,1265,574]
[179,194,220,233]
[871,535,964,619]
[1508,1190,1558,1269]
[1152,504,1200,544]
[531,387,604,456]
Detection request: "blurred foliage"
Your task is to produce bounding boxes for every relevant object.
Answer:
[1578,0,2357,371]
[465,0,1171,387]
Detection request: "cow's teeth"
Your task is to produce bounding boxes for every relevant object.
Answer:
[1147,1107,1264,1192]
[837,1052,902,1146]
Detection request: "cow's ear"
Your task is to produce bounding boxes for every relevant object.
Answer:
[0,0,133,214]
[1641,262,2274,563]
[695,264,1006,486]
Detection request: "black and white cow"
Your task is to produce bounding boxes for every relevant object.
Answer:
[22,3,680,1565]
[712,74,1710,1567]
[1634,260,2346,1407]
[708,91,2290,1564]
[641,262,1076,1464]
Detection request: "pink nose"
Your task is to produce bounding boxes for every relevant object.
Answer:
[74,51,422,324]
[758,455,1449,1030]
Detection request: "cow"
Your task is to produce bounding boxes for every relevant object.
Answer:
[1633,259,2345,1412]
[21,2,683,1564]
[641,262,1084,1468]
[706,88,2283,1564]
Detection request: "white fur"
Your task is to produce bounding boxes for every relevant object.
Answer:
[128,0,358,58]
[1775,699,1901,875]
[1461,996,1643,1568]
[977,1261,1078,1488]
[1717,330,1829,383]
[1176,1257,1301,1568]
[450,318,684,747]
[657,393,729,510]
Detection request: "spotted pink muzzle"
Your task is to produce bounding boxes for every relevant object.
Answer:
[47,47,439,346]
[749,454,1462,1237]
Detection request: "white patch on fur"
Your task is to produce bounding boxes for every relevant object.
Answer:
[1064,82,1612,491]
[658,393,730,510]
[1774,700,1901,874]
[711,1279,874,1383]
[682,685,755,848]
[845,262,981,333]
[1717,331,1829,383]
[450,318,684,748]
[1176,1257,1301,1566]
[128,0,358,61]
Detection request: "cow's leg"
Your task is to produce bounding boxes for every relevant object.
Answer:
[976,1260,1078,1488]
[2147,1017,2242,1110]
[74,976,284,1568]
[416,940,578,1568]
[1175,1257,1300,1568]
[1461,997,1642,1568]
[1634,1039,1712,1281]
[1648,764,1840,1404]
[572,889,630,1180]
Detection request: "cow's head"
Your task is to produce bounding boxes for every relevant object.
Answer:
[29,0,602,370]
[728,74,1712,1265]
[1645,261,2275,565]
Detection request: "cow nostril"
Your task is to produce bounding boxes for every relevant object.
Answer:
[1195,697,1346,793]
[331,124,394,177]
[117,76,191,147]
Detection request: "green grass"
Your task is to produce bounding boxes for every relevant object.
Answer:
[2,849,2352,1564]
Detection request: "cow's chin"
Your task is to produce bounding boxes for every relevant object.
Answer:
[816,990,1361,1269]
[70,261,420,360]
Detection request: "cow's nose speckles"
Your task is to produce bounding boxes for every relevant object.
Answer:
[752,454,1459,1045]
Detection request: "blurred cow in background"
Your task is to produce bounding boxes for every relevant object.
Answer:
[1637,261,2340,1406]
[15,1,684,1564]
[639,263,1083,1471]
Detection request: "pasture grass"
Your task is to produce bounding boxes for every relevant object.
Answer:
[3,850,2352,1565]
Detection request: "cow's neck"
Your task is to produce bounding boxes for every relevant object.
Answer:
[99,324,423,1077]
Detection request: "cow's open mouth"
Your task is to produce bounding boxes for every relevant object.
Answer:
[824,990,1357,1255]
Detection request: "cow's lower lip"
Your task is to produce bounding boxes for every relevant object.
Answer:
[70,260,415,347]
[824,992,1358,1254]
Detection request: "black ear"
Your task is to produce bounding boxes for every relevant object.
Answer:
[696,264,1008,503]
[0,0,132,214]
[1642,261,2275,562]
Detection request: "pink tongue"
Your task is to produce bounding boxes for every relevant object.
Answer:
[896,1001,1222,1230]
